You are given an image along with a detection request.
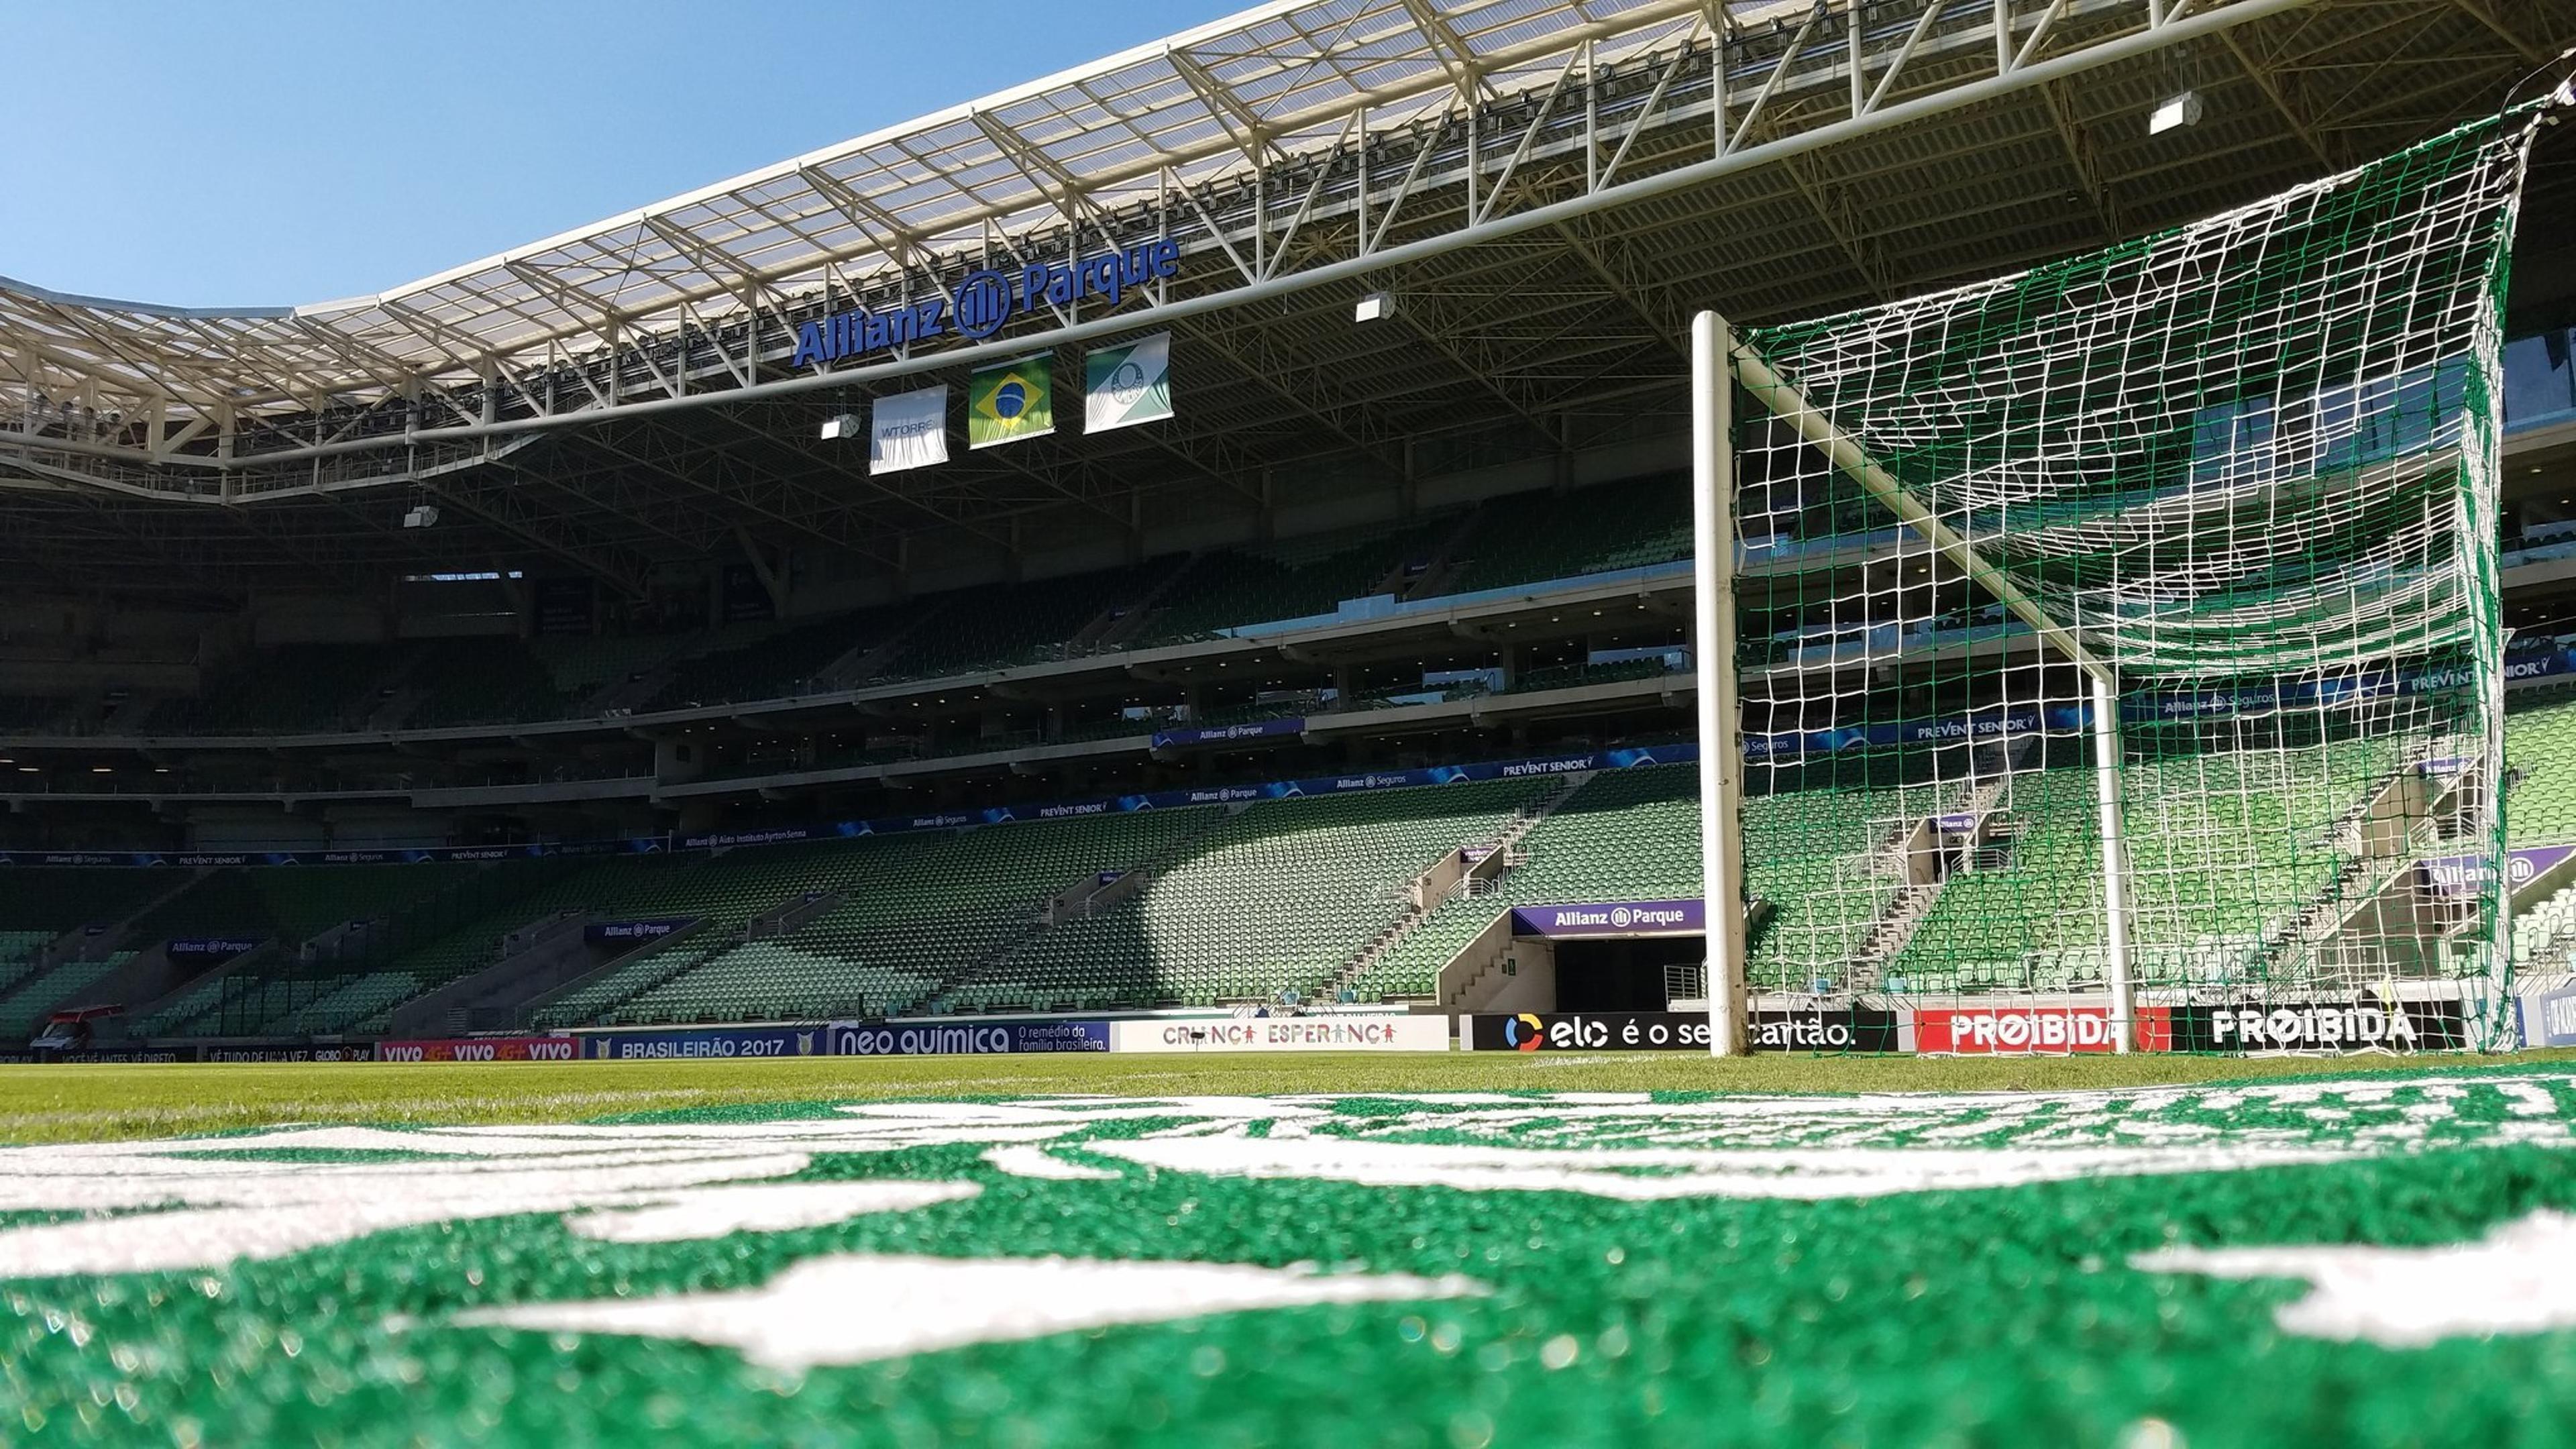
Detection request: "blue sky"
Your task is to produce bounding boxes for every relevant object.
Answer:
[0,1,1231,307]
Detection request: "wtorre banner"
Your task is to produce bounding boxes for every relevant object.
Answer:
[871,385,949,474]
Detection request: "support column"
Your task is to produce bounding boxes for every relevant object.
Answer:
[1693,313,1749,1057]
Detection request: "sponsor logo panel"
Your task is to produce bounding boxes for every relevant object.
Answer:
[2167,999,2467,1052]
[826,1020,1110,1056]
[1913,1006,2176,1055]
[164,937,266,961]
[377,1036,578,1063]
[1509,900,1703,937]
[1464,1009,1899,1053]
[2422,842,2576,895]
[201,1045,372,1063]
[584,918,692,945]
[1107,1015,1448,1053]
[576,1026,826,1061]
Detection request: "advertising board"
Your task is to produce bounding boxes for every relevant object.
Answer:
[1107,1015,1448,1053]
[825,1020,1110,1056]
[2165,999,2468,1052]
[201,1045,372,1063]
[1911,1006,2176,1055]
[377,1036,578,1063]
[1509,901,1703,937]
[583,918,692,945]
[1462,1009,1900,1053]
[577,1026,828,1060]
[165,938,265,961]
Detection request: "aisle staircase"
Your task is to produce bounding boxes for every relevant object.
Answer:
[1848,740,2031,986]
[1322,773,1583,1002]
[2257,739,2456,982]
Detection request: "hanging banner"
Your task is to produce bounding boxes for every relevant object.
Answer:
[869,384,949,474]
[967,356,1055,449]
[1085,333,1173,434]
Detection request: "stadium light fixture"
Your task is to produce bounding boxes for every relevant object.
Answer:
[2149,91,2204,135]
[820,413,864,441]
[1354,291,1395,323]
[401,504,440,529]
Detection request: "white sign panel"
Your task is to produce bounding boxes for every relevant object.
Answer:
[1084,332,1173,434]
[870,384,949,474]
[1108,1015,1448,1053]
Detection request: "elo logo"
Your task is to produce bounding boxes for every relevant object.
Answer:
[1503,1013,1547,1052]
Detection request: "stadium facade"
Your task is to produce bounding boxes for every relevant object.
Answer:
[3,0,2575,1056]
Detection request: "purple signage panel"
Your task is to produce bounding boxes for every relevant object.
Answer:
[1152,716,1307,750]
[166,938,264,961]
[2424,843,2576,896]
[1511,899,1705,936]
[584,918,692,945]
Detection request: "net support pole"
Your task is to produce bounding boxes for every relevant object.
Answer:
[1727,335,2138,1050]
[1693,311,1749,1057]
[2090,672,2137,1052]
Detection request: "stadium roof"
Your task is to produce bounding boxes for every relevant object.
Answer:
[3,1,1730,399]
[1,0,2570,599]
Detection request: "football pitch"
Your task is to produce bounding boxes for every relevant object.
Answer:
[7,1053,2576,1446]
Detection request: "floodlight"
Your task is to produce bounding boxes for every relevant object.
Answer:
[2149,91,2204,136]
[1354,291,1395,323]
[820,413,864,441]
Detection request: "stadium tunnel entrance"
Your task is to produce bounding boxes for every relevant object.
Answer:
[1471,916,1713,1015]
[1550,935,1703,1012]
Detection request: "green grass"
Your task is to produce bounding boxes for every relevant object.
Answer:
[6,1048,2570,1144]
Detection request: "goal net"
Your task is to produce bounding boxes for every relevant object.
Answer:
[1709,107,2549,1053]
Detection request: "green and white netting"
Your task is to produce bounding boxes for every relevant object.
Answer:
[1723,108,2547,1046]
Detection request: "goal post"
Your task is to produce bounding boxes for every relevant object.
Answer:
[1690,105,2550,1055]
[1693,312,1749,1057]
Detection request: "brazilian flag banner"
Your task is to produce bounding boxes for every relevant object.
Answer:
[966,355,1054,449]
